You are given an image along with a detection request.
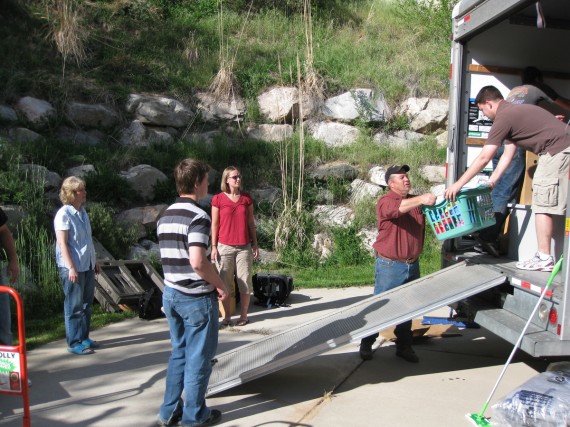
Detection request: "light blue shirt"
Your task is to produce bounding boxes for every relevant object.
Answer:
[54,205,96,272]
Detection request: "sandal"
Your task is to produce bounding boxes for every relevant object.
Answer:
[67,344,94,355]
[236,318,249,327]
[220,318,233,327]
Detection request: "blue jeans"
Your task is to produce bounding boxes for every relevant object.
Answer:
[491,145,526,214]
[59,267,95,348]
[478,145,526,243]
[159,286,219,427]
[362,256,420,347]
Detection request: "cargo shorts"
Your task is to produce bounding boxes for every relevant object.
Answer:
[532,151,570,215]
[217,243,254,295]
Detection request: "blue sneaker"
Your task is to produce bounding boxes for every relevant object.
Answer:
[82,338,100,349]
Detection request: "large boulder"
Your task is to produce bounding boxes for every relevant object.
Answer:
[257,86,316,122]
[126,94,192,128]
[115,204,168,239]
[1,205,26,231]
[195,92,246,122]
[313,205,354,227]
[373,130,424,148]
[127,239,161,261]
[7,127,44,143]
[397,97,448,133]
[65,102,121,130]
[420,165,446,183]
[56,127,105,145]
[321,89,390,123]
[310,162,359,182]
[436,130,448,148]
[349,179,382,204]
[14,96,56,128]
[250,186,282,206]
[66,164,96,178]
[120,120,147,146]
[119,165,168,201]
[368,166,388,187]
[307,121,359,148]
[19,164,61,190]
[0,105,18,123]
[247,124,294,142]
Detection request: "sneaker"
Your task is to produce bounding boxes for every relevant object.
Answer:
[395,345,419,363]
[359,342,373,361]
[516,253,554,272]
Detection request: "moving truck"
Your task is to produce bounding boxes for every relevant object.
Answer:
[444,0,570,356]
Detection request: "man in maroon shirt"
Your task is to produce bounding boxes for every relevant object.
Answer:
[359,165,436,363]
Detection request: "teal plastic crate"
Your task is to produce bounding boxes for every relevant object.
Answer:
[422,186,495,241]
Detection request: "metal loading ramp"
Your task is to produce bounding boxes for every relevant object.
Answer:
[207,261,506,396]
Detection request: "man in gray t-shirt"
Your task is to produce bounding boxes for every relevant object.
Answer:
[475,68,570,258]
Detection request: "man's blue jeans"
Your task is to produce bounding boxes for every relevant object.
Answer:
[491,145,526,215]
[59,267,95,348]
[361,256,420,347]
[478,145,526,243]
[159,286,219,427]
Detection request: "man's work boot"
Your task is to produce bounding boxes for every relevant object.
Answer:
[396,345,419,363]
[359,342,373,360]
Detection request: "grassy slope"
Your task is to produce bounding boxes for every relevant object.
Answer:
[0,1,451,105]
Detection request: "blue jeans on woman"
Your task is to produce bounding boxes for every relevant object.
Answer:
[59,267,95,348]
[159,286,219,427]
[361,256,420,347]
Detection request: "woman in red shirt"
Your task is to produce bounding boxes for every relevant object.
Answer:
[211,166,259,326]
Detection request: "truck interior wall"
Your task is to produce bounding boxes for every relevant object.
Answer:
[460,19,570,173]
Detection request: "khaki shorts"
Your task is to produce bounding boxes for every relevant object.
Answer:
[532,152,570,215]
[217,243,253,295]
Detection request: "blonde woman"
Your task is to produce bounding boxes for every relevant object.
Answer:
[211,167,259,327]
[54,176,100,355]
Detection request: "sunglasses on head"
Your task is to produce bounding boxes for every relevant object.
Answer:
[228,174,242,181]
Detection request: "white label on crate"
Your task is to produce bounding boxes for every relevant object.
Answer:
[0,351,21,393]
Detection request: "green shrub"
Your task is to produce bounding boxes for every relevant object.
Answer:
[323,225,372,268]
[275,209,318,269]
[87,203,139,259]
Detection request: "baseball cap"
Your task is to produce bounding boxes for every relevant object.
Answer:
[385,164,410,183]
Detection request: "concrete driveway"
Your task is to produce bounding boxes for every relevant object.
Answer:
[0,287,549,427]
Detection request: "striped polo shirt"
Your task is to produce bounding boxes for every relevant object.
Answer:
[157,197,214,295]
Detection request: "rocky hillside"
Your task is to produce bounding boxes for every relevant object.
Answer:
[0,0,452,264]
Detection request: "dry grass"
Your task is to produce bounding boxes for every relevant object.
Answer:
[209,0,253,101]
[209,60,239,101]
[302,0,324,100]
[182,32,200,65]
[43,0,87,77]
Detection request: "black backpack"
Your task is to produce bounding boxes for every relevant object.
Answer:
[253,274,293,308]
[138,287,164,320]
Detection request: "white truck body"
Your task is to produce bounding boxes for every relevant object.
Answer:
[445,0,570,356]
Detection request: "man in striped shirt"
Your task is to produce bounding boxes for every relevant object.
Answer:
[156,158,228,427]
